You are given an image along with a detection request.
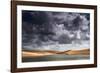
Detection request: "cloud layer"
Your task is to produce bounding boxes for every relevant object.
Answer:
[22,10,90,50]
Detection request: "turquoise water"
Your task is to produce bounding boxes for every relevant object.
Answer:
[22,54,90,62]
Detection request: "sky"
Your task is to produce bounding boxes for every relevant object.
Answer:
[22,10,90,51]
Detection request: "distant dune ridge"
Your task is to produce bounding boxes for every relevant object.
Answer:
[65,49,90,55]
[22,48,90,58]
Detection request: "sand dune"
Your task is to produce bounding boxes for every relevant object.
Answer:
[64,49,90,55]
[22,51,55,57]
[22,49,90,58]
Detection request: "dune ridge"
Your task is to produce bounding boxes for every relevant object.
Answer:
[22,48,90,58]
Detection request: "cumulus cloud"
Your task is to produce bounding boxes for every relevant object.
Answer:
[22,10,90,50]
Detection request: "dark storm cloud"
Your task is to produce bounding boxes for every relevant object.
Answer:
[22,10,90,50]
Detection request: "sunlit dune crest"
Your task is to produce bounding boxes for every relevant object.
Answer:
[22,48,90,58]
[22,51,54,58]
[64,49,90,55]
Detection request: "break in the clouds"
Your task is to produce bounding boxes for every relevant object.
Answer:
[22,10,90,51]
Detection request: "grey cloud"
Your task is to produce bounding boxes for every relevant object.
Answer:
[22,10,90,50]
